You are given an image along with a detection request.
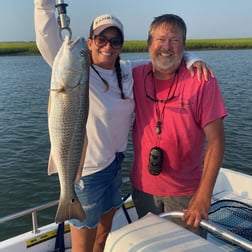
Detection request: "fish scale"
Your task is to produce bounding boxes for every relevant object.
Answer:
[48,35,89,224]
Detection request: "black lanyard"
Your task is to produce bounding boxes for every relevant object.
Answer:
[144,70,178,135]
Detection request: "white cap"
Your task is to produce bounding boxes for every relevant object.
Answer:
[90,14,124,38]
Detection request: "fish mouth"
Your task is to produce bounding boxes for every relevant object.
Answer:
[68,36,85,48]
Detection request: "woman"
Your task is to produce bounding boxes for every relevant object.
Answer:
[34,1,212,251]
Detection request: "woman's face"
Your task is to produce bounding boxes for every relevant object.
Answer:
[88,27,123,69]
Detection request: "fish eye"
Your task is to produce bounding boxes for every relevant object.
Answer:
[80,50,85,57]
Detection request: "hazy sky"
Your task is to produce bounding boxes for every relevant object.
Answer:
[1,0,251,42]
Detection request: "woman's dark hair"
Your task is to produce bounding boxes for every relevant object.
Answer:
[115,56,125,99]
[90,54,125,99]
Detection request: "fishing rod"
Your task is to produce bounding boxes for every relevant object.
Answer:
[55,0,72,40]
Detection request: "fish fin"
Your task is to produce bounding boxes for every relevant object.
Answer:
[48,153,58,175]
[55,194,86,224]
[48,96,51,116]
[75,133,88,183]
[49,87,65,92]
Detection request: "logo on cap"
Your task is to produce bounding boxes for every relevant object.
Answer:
[92,14,124,37]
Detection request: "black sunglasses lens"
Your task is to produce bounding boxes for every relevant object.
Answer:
[110,38,123,48]
[94,35,123,49]
[95,36,107,46]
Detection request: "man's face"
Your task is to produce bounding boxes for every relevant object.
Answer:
[148,23,185,77]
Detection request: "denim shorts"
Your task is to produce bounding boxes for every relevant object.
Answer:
[69,152,124,229]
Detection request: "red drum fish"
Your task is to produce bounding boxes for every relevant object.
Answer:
[48,35,89,224]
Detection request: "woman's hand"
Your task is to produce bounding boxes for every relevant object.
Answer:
[188,61,215,81]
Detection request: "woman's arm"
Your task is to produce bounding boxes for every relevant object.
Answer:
[184,51,215,81]
[131,51,214,81]
[34,0,62,67]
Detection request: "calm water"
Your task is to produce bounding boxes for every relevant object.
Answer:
[0,50,252,240]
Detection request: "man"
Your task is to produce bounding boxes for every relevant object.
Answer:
[131,14,227,234]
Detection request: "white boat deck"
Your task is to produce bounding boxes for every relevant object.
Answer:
[105,213,225,252]
[212,168,252,205]
[0,168,251,252]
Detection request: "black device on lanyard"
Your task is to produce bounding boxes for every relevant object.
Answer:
[148,146,163,175]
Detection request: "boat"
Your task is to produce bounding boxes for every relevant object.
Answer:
[0,167,251,252]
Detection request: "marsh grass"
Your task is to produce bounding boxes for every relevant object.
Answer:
[186,38,252,50]
[0,42,38,55]
[1,38,252,55]
[123,38,252,51]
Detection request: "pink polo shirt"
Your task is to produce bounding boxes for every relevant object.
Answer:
[130,61,227,196]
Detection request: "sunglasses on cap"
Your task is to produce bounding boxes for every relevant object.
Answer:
[92,35,123,49]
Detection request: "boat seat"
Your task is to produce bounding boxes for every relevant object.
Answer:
[104,212,224,252]
[209,200,252,242]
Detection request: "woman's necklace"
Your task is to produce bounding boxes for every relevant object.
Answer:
[91,64,109,86]
[145,70,178,135]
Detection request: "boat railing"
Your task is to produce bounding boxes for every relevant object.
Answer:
[0,178,131,237]
[159,211,252,252]
[0,200,59,234]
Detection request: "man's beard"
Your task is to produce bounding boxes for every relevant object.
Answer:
[153,54,182,74]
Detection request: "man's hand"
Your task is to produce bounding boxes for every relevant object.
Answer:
[182,193,210,228]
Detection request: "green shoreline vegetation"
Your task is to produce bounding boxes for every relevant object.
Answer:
[1,38,252,55]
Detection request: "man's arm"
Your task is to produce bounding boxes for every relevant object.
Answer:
[34,0,62,67]
[182,118,225,228]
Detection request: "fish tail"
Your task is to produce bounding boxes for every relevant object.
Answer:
[55,195,86,224]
